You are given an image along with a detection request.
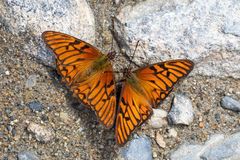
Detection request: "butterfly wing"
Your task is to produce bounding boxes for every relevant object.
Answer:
[115,82,153,145]
[42,31,116,128]
[115,59,194,145]
[134,59,194,107]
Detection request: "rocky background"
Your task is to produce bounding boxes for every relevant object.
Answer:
[0,0,240,159]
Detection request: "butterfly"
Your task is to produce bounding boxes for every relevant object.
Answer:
[42,31,194,146]
[42,31,116,128]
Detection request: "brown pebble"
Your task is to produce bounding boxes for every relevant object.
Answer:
[199,122,204,128]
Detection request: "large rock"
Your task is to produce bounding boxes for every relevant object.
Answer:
[170,132,240,160]
[114,0,240,78]
[0,0,95,66]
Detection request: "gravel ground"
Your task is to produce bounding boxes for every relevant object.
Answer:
[0,0,240,160]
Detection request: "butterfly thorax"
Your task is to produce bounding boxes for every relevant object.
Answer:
[126,73,147,96]
[80,55,110,79]
[92,55,111,71]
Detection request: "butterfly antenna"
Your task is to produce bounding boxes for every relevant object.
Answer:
[109,16,116,52]
[127,40,140,70]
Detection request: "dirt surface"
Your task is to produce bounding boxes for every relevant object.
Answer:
[0,0,240,160]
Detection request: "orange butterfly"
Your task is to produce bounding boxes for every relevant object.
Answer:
[115,59,194,145]
[42,31,116,128]
[42,31,194,146]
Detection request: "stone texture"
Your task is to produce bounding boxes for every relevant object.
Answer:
[121,136,152,160]
[148,109,168,129]
[221,96,240,112]
[27,122,55,143]
[114,0,240,78]
[18,151,39,160]
[0,0,95,66]
[168,94,194,125]
[170,132,240,160]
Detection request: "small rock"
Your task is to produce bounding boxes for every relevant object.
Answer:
[199,122,204,128]
[27,101,44,112]
[168,94,194,125]
[59,112,70,123]
[5,70,10,75]
[27,122,54,143]
[221,96,240,112]
[148,109,168,128]
[18,151,39,160]
[168,128,178,138]
[152,152,157,158]
[214,113,221,123]
[25,75,37,88]
[156,132,166,148]
[121,136,152,160]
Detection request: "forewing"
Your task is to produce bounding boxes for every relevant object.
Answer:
[135,59,194,107]
[71,65,116,128]
[115,83,152,145]
[42,31,102,85]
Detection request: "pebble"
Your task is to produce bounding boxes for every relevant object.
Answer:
[156,132,166,148]
[25,75,37,88]
[168,128,178,138]
[5,70,10,75]
[214,113,221,123]
[18,151,39,160]
[121,136,152,160]
[221,96,240,112]
[148,109,168,128]
[27,122,55,143]
[152,152,157,158]
[168,94,194,125]
[59,112,70,123]
[199,122,204,128]
[27,101,44,112]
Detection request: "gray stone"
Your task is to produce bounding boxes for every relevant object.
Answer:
[121,136,152,160]
[221,96,240,112]
[25,75,37,88]
[168,94,194,125]
[27,122,55,143]
[201,133,240,160]
[148,109,168,128]
[114,0,240,78]
[27,101,43,112]
[18,151,39,160]
[0,0,95,66]
[170,132,240,160]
